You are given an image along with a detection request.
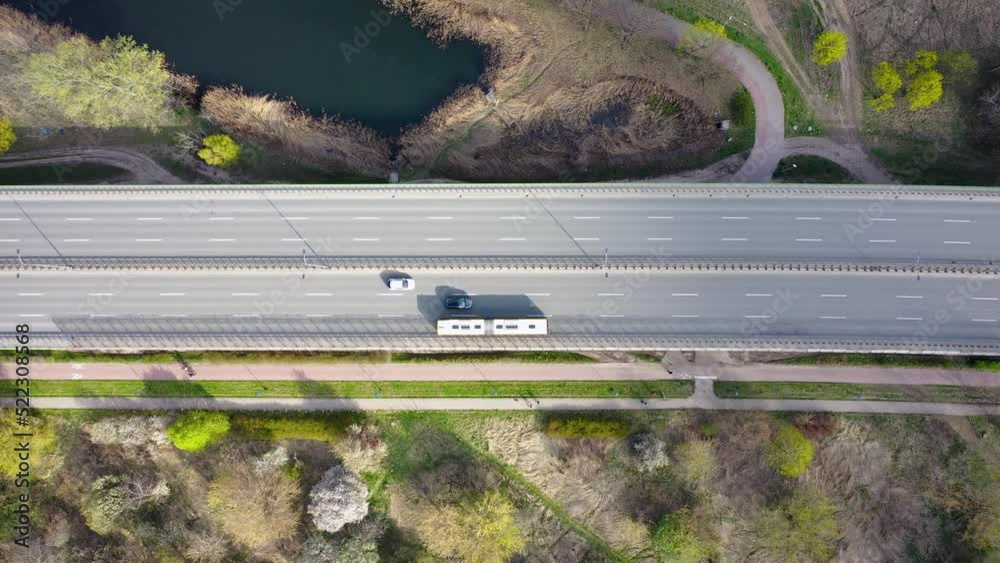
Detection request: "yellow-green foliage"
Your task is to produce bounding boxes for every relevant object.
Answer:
[165,411,230,451]
[233,414,355,442]
[905,50,939,76]
[693,18,727,39]
[652,508,718,563]
[765,425,814,477]
[872,62,903,96]
[811,31,848,66]
[0,117,15,155]
[0,411,56,477]
[941,50,979,85]
[752,487,841,561]
[197,134,241,168]
[543,417,630,439]
[907,70,944,111]
[420,489,525,563]
[25,35,171,129]
[870,93,896,112]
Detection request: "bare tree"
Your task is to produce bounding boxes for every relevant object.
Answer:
[608,1,654,49]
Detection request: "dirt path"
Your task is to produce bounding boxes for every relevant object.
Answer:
[0,147,182,184]
[783,136,895,183]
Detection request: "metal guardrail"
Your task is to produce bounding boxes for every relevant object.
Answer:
[4,255,999,274]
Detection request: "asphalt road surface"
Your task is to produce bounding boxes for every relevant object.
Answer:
[3,191,1000,263]
[4,270,999,346]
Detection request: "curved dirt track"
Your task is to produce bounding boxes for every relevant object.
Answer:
[0,147,182,184]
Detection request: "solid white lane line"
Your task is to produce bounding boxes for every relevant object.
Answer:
[895,295,924,299]
[944,219,972,223]
[574,237,600,241]
[972,297,999,301]
[672,293,699,297]
[137,217,163,221]
[306,314,332,318]
[869,239,896,243]
[820,316,847,320]
[795,217,822,221]
[233,314,260,318]
[306,293,332,297]
[871,218,896,222]
[209,217,235,221]
[795,238,823,242]
[426,216,453,220]
[722,216,749,220]
[746,293,774,297]
[972,319,998,323]
[161,314,188,318]
[231,293,259,296]
[597,293,625,297]
[159,292,186,297]
[722,238,748,242]
[281,238,306,242]
[672,314,700,319]
[821,294,847,298]
[65,217,93,221]
[943,241,972,245]
[135,238,162,242]
[377,314,405,318]
[426,238,453,242]
[210,238,236,242]
[897,317,924,321]
[499,216,526,220]
[647,216,674,220]
[17,293,44,296]
[90,314,114,318]
[63,239,91,242]
[647,237,673,241]
[353,238,380,242]
[499,237,526,241]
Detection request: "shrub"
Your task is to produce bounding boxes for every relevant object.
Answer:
[870,92,896,112]
[333,423,389,474]
[674,440,718,490]
[632,432,670,473]
[0,411,55,477]
[652,508,718,563]
[543,417,629,439]
[85,415,169,447]
[765,425,814,477]
[872,62,903,96]
[25,35,171,129]
[81,474,170,535]
[165,411,230,452]
[905,50,939,76]
[0,118,15,155]
[750,487,841,561]
[207,460,300,549]
[907,70,944,111]
[693,18,727,39]
[307,465,369,533]
[197,134,241,168]
[233,414,354,441]
[728,88,755,129]
[941,50,979,85]
[417,489,525,563]
[811,31,848,66]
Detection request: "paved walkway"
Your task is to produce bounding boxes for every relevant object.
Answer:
[5,361,998,387]
[5,379,998,416]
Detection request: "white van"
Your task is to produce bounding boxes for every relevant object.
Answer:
[387,277,415,291]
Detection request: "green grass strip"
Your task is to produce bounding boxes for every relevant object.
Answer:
[3,379,692,399]
[716,381,1000,404]
[782,354,1000,371]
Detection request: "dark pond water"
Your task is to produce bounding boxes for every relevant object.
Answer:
[6,0,486,135]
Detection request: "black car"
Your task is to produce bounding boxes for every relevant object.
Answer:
[444,295,473,309]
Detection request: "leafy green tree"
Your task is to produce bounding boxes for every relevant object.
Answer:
[811,31,848,66]
[870,93,896,112]
[198,134,242,168]
[750,488,841,562]
[652,508,718,563]
[0,118,15,155]
[765,425,814,478]
[907,70,944,110]
[419,489,525,563]
[872,62,903,95]
[25,36,171,129]
[673,440,718,492]
[166,411,231,451]
[905,49,939,76]
[941,50,979,85]
[694,18,727,39]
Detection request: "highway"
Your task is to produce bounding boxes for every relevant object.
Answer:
[3,188,1000,263]
[4,270,999,346]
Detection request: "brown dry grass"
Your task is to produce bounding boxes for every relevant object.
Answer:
[387,0,738,180]
[201,87,391,179]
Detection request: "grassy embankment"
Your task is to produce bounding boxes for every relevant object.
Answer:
[0,379,692,399]
[773,154,856,183]
[716,381,1000,403]
[783,353,1000,370]
[1,349,597,364]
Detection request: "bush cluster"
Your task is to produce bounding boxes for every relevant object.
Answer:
[233,414,356,442]
[543,417,630,439]
[165,411,231,451]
